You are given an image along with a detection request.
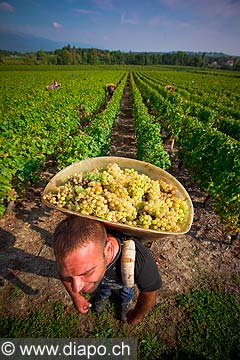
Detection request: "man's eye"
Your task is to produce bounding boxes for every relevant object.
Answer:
[86,270,95,277]
[87,270,94,275]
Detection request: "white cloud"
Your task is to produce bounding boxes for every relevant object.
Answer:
[0,1,15,12]
[161,0,240,21]
[73,8,99,15]
[159,0,180,8]
[149,16,162,27]
[93,0,114,10]
[121,12,139,25]
[52,22,63,29]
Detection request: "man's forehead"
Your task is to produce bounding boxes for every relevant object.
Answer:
[62,242,98,260]
[57,250,100,276]
[56,240,104,271]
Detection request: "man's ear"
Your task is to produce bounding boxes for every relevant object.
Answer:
[103,236,113,258]
[104,239,111,253]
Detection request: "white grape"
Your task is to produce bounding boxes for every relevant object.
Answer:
[43,163,188,232]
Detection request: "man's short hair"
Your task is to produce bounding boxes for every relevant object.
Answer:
[53,216,107,260]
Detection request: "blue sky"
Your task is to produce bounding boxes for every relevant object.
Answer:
[0,0,239,55]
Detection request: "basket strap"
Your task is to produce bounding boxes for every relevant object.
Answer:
[121,239,136,287]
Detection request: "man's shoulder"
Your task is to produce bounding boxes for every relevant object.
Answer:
[107,229,128,243]
[134,238,153,262]
[107,229,154,257]
[108,230,145,245]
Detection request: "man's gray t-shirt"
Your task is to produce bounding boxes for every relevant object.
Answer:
[102,232,162,292]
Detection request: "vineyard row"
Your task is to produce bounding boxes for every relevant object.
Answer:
[1,68,239,232]
[133,72,239,231]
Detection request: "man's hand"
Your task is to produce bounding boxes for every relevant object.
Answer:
[60,277,91,314]
[126,291,157,325]
[73,294,92,314]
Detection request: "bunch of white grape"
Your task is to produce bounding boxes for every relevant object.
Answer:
[43,163,188,232]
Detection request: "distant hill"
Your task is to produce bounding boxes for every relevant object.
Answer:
[0,29,93,52]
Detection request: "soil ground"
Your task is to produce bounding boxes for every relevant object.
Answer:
[0,79,239,319]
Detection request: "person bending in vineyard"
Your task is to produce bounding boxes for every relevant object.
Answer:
[46,80,61,91]
[106,83,117,99]
[53,216,162,324]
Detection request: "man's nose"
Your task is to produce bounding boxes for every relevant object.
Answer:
[72,276,84,293]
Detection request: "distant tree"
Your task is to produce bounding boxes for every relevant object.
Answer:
[0,46,239,70]
[201,52,207,67]
[111,50,124,64]
[47,54,58,65]
[233,57,240,71]
[87,48,99,65]
[25,52,35,65]
[62,46,73,64]
[36,50,47,64]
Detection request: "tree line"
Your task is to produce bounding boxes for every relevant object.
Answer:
[1,45,239,70]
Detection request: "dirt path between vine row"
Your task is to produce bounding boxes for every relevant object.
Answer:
[0,79,239,319]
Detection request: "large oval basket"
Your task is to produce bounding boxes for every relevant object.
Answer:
[42,157,194,240]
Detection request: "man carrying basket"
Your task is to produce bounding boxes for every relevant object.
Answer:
[53,216,162,324]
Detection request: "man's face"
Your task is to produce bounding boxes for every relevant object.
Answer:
[57,241,108,294]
